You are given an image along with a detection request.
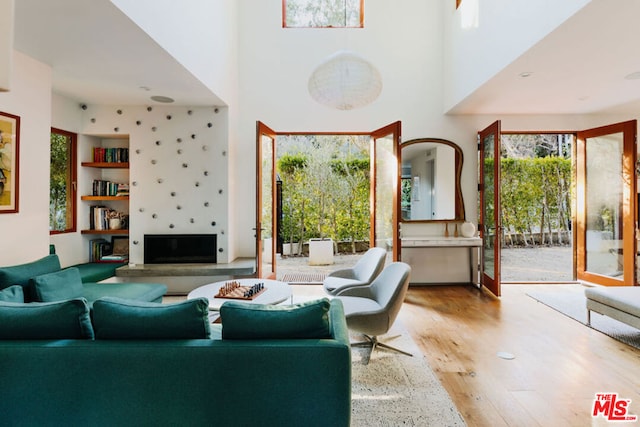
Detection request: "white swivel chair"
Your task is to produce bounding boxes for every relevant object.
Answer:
[334,262,412,364]
[322,247,387,296]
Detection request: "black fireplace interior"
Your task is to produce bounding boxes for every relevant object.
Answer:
[144,234,217,264]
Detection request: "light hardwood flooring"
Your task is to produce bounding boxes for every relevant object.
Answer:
[170,284,640,426]
[400,284,640,427]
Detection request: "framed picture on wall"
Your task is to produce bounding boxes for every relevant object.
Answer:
[0,111,19,213]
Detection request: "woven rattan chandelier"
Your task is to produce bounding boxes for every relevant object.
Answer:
[308,51,382,110]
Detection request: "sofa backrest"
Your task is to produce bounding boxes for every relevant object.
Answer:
[0,255,61,299]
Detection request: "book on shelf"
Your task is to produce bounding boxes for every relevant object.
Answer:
[92,147,129,163]
[89,205,105,230]
[91,180,129,197]
[115,183,129,197]
[89,238,111,262]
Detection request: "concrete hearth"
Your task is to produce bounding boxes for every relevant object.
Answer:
[112,258,255,295]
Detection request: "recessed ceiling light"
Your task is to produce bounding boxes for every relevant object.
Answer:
[519,72,533,78]
[139,86,151,91]
[150,95,174,103]
[624,71,640,80]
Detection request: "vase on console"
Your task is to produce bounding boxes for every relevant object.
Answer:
[460,221,476,238]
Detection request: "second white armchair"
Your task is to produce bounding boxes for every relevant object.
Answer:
[322,247,387,296]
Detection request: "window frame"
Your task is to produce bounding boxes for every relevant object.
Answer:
[282,0,364,28]
[49,127,77,234]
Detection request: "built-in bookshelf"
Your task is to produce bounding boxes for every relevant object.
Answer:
[80,136,129,238]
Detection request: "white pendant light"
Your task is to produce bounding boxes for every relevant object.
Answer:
[308,51,382,110]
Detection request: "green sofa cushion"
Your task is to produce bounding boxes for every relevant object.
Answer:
[0,298,94,339]
[82,282,167,305]
[31,267,84,302]
[0,255,61,297]
[0,285,24,303]
[92,297,211,339]
[220,298,332,340]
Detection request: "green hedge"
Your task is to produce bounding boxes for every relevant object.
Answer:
[279,153,572,251]
[278,154,370,254]
[486,157,572,246]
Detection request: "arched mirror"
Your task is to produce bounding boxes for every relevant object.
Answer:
[400,138,465,222]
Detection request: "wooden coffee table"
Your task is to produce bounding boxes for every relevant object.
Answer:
[187,278,292,311]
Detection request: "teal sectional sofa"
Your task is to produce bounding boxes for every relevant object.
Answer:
[0,297,352,426]
[0,254,166,305]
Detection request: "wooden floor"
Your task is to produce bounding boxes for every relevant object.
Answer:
[398,284,640,427]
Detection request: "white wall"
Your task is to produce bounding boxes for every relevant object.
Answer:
[443,0,590,112]
[234,0,475,255]
[0,51,51,264]
[110,0,239,108]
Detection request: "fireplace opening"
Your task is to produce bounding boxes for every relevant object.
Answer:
[144,234,217,264]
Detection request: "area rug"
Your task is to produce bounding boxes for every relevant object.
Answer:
[350,322,467,426]
[280,272,326,285]
[527,284,640,350]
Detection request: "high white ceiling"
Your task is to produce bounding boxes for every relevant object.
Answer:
[13,0,223,106]
[13,0,640,114]
[448,0,640,115]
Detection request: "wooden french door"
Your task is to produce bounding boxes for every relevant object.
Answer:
[576,120,637,286]
[479,121,502,297]
[256,121,401,278]
[256,121,277,279]
[371,121,401,261]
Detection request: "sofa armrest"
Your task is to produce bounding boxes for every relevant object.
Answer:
[328,299,350,345]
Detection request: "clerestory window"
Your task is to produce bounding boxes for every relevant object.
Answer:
[283,0,364,28]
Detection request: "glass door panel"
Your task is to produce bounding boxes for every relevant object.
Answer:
[256,122,276,279]
[479,121,501,297]
[577,120,636,286]
[585,133,623,277]
[371,122,400,261]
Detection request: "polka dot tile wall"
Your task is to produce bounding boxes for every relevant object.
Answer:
[81,105,229,264]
